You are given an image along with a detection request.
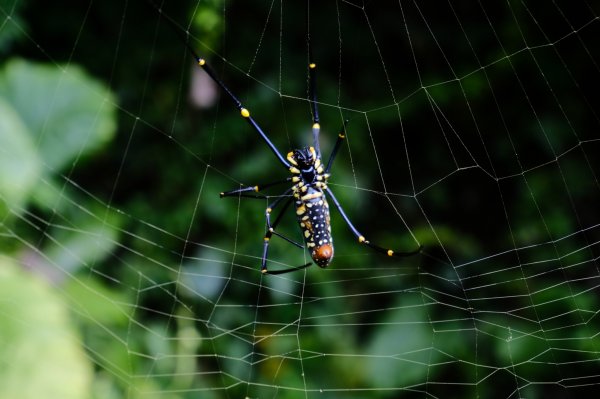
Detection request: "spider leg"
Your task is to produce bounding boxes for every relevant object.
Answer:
[221,183,309,274]
[220,178,291,200]
[265,199,305,249]
[261,190,312,275]
[308,48,321,159]
[196,59,291,168]
[324,187,423,257]
[150,3,291,169]
[325,120,348,174]
[307,50,346,174]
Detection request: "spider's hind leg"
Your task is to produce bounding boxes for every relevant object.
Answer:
[260,191,312,275]
[324,187,423,258]
[221,184,312,274]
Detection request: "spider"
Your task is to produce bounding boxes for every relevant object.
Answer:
[159,13,422,274]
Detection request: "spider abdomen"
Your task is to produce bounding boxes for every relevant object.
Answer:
[294,185,334,267]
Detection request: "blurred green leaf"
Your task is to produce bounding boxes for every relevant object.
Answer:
[0,256,92,399]
[44,209,122,275]
[364,294,435,387]
[0,58,116,173]
[64,274,131,328]
[0,96,42,216]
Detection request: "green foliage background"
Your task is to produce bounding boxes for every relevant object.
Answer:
[1,0,599,398]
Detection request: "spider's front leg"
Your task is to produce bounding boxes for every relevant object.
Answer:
[220,178,292,200]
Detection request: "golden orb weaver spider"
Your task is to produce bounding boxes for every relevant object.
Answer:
[153,5,422,275]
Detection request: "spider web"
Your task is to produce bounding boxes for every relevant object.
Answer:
[1,0,600,398]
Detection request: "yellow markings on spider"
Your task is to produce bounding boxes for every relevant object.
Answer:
[387,250,394,257]
[358,235,366,243]
[240,108,250,118]
[254,186,260,192]
[296,204,306,215]
[313,122,320,130]
[198,59,206,66]
[309,63,316,69]
[287,152,298,166]
[289,166,301,174]
[301,191,323,201]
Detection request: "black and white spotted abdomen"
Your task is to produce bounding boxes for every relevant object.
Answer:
[294,185,334,267]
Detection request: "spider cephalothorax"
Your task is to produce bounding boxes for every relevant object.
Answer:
[291,147,316,169]
[288,146,326,184]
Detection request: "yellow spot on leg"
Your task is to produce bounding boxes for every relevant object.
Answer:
[309,63,316,69]
[198,59,206,66]
[387,250,394,257]
[241,108,250,118]
[312,123,320,130]
[358,236,366,243]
